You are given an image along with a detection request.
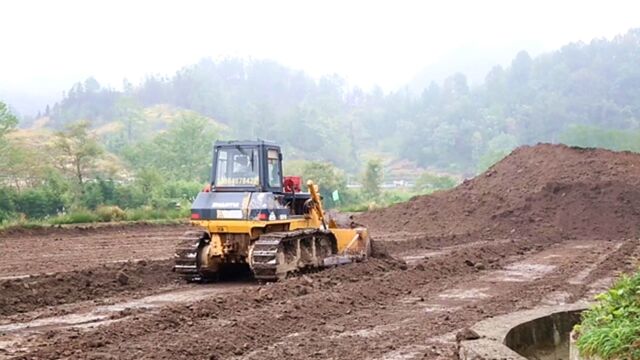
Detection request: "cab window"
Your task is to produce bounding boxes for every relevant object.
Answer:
[267,149,282,188]
[215,147,259,186]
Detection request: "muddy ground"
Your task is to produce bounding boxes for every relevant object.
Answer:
[0,223,187,279]
[1,144,639,359]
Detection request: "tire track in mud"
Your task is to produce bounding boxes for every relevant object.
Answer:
[2,234,584,360]
[2,232,639,359]
[237,238,638,360]
[239,240,637,359]
[4,236,639,360]
[0,283,255,357]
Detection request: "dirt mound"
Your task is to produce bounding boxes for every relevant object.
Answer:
[0,260,179,316]
[359,144,640,241]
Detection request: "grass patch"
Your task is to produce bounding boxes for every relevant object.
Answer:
[0,206,189,230]
[49,210,100,225]
[124,207,189,221]
[574,269,640,359]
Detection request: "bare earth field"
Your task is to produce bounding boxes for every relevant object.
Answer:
[1,144,640,359]
[0,224,187,279]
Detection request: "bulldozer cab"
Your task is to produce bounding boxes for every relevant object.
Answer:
[212,140,283,193]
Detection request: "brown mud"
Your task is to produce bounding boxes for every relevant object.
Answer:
[0,223,190,278]
[0,260,180,317]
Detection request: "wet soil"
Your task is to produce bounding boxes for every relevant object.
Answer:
[0,223,190,278]
[8,236,638,359]
[0,260,180,317]
[358,144,640,242]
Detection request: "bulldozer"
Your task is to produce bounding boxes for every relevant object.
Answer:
[174,140,370,281]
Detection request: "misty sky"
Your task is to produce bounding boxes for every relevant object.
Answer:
[1,0,639,114]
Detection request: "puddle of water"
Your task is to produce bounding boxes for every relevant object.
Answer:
[426,330,458,344]
[398,297,425,304]
[438,287,491,300]
[0,274,38,281]
[421,304,461,313]
[337,324,398,339]
[487,263,556,282]
[572,245,594,249]
[540,291,572,305]
[401,250,444,265]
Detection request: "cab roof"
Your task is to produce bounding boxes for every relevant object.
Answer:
[214,140,279,147]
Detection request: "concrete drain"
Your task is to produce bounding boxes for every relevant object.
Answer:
[458,303,587,360]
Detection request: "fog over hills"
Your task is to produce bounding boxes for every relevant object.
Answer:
[1,0,638,117]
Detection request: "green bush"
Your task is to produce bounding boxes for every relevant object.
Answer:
[160,180,202,201]
[81,182,106,210]
[49,210,100,225]
[337,188,415,212]
[575,270,640,359]
[0,187,17,223]
[113,185,147,209]
[14,187,65,219]
[124,207,188,221]
[299,161,346,209]
[150,197,181,211]
[0,177,194,226]
[95,205,126,222]
[414,172,458,193]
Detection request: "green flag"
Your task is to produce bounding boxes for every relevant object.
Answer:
[332,190,340,202]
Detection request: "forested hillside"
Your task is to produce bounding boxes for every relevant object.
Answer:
[42,28,640,173]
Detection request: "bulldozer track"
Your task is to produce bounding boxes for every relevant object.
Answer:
[250,228,336,281]
[173,230,208,282]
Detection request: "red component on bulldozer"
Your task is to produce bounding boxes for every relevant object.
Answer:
[283,176,302,193]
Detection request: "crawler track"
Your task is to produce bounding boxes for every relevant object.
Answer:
[173,230,207,282]
[250,229,336,281]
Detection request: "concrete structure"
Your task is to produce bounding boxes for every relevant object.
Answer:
[459,302,589,360]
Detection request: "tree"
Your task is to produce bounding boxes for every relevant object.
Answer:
[115,96,145,145]
[1,141,42,189]
[0,101,18,139]
[414,172,457,193]
[0,102,19,183]
[52,120,104,189]
[125,112,219,182]
[362,159,382,198]
[300,161,346,208]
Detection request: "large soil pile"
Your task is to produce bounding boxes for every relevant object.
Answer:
[359,144,640,241]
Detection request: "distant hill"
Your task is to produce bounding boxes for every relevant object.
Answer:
[19,28,640,174]
[406,42,545,93]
